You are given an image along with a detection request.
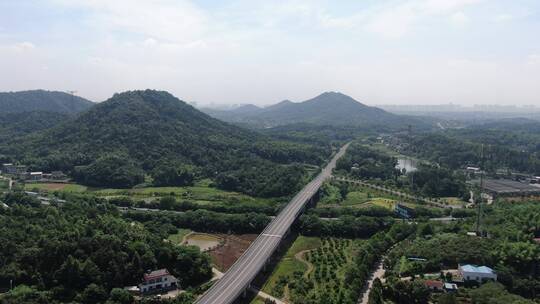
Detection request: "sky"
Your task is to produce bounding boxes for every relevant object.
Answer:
[1,0,539,106]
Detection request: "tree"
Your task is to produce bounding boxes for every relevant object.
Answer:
[80,283,107,304]
[74,153,144,188]
[151,163,195,187]
[108,288,133,304]
[368,278,384,304]
[159,196,178,210]
[437,293,457,304]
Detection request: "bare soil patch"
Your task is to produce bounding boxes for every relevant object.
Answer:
[208,234,258,271]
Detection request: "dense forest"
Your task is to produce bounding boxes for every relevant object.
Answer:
[0,192,212,303]
[336,143,400,180]
[400,121,540,175]
[0,90,331,196]
[0,111,69,142]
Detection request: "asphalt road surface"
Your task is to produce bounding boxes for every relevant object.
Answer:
[195,143,350,304]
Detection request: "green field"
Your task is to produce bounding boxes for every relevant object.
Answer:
[24,183,88,192]
[261,236,321,297]
[23,179,278,210]
[167,229,193,245]
[261,235,363,303]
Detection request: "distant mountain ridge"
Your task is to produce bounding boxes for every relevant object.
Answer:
[0,90,94,114]
[202,92,414,128]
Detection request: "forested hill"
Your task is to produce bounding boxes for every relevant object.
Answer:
[1,90,330,195]
[0,111,69,142]
[203,92,420,128]
[0,90,94,114]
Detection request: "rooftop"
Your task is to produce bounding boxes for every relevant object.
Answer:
[424,280,444,288]
[143,269,171,281]
[460,264,494,274]
[444,283,458,290]
[476,178,540,194]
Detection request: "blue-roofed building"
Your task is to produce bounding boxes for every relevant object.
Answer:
[395,203,415,219]
[459,264,497,283]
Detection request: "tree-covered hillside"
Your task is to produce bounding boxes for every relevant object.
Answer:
[0,111,69,142]
[0,90,94,114]
[0,193,212,303]
[1,90,330,195]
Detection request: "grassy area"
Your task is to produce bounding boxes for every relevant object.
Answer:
[261,236,321,296]
[367,143,404,157]
[262,235,363,303]
[341,190,369,205]
[167,229,192,245]
[439,197,467,207]
[24,183,88,192]
[23,180,278,211]
[366,198,396,209]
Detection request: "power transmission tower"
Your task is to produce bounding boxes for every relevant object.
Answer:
[475,144,485,237]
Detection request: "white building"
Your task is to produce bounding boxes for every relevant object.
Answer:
[459,264,497,283]
[28,172,43,181]
[139,269,178,294]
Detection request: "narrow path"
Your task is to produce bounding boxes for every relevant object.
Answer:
[211,268,224,281]
[294,250,314,279]
[248,287,288,304]
[358,259,385,304]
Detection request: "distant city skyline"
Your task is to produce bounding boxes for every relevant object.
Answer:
[1,0,539,106]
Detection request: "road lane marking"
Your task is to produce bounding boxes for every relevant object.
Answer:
[261,233,282,238]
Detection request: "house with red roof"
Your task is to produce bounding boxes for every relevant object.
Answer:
[424,280,444,291]
[139,269,179,294]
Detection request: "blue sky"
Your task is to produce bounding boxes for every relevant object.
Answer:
[1,0,539,106]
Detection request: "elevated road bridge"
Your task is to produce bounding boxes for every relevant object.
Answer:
[195,143,350,304]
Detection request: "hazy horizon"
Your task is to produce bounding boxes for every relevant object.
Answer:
[1,0,539,106]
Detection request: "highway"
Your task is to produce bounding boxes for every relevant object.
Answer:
[195,143,350,304]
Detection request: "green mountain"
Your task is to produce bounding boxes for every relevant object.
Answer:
[2,90,328,194]
[0,111,69,142]
[201,104,263,122]
[203,92,417,128]
[0,90,94,114]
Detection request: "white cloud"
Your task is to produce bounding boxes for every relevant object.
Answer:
[527,54,540,66]
[52,0,208,43]
[364,0,482,38]
[0,41,36,52]
[449,11,469,28]
[494,13,513,22]
[365,3,418,38]
[423,0,484,14]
